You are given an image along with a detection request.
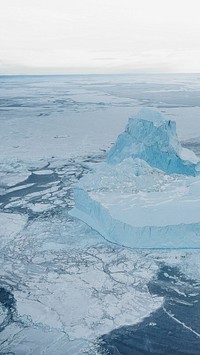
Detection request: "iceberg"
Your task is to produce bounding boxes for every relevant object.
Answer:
[70,109,200,249]
[107,108,199,176]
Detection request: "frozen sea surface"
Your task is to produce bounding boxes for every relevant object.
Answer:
[0,74,200,354]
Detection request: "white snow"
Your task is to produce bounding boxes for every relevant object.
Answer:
[0,160,31,187]
[14,238,163,339]
[26,202,54,212]
[33,170,54,175]
[180,147,200,164]
[0,213,27,238]
[0,213,27,249]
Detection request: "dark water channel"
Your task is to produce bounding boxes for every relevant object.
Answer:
[99,265,200,355]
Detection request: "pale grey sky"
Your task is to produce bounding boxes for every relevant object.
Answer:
[0,0,200,74]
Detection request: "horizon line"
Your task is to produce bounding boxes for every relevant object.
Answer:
[1,72,200,77]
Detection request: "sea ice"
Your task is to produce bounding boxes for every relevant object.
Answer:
[0,160,31,188]
[71,109,200,249]
[0,213,28,249]
[1,76,200,354]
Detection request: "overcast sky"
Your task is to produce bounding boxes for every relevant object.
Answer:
[0,0,200,74]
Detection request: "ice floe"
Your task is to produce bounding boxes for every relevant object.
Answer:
[0,213,28,249]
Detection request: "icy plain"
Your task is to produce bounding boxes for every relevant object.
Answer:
[0,74,200,354]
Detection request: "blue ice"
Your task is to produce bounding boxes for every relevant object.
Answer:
[107,108,199,176]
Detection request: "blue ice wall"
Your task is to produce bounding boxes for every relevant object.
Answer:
[107,108,198,176]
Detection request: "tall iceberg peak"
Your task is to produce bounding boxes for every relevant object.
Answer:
[107,108,199,176]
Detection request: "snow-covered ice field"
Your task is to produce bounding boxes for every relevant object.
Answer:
[0,74,200,354]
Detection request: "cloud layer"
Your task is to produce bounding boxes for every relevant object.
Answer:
[1,0,200,74]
